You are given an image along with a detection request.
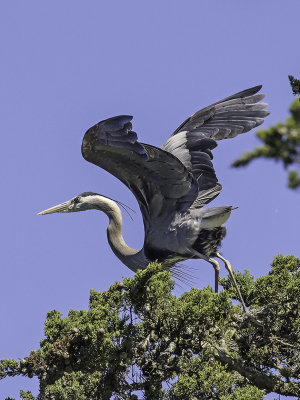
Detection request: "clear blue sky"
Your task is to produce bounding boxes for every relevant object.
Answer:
[0,1,299,398]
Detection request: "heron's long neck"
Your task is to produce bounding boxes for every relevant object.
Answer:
[95,197,148,272]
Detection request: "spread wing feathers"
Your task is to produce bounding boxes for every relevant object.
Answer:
[81,115,198,231]
[161,85,269,208]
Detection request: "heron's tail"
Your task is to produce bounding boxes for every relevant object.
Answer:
[200,206,233,229]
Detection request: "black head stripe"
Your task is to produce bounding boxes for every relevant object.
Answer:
[79,192,100,198]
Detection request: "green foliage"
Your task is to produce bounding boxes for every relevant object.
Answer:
[289,75,300,96]
[0,359,20,379]
[288,169,300,188]
[1,257,299,399]
[220,255,300,393]
[171,359,264,400]
[232,99,300,189]
[20,391,35,400]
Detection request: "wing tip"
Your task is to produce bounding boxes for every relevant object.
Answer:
[99,115,133,125]
[235,84,263,99]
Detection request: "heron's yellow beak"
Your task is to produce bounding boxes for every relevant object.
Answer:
[37,202,70,215]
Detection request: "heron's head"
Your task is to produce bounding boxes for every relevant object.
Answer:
[37,192,110,215]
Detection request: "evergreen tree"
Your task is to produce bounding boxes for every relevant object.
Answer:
[1,255,299,399]
[289,75,300,96]
[232,99,300,189]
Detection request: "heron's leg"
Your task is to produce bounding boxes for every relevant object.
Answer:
[215,252,248,313]
[208,258,220,293]
[187,248,220,293]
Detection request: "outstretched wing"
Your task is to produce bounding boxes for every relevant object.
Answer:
[81,115,198,234]
[161,85,269,208]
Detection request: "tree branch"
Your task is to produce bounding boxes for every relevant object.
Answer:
[213,346,300,397]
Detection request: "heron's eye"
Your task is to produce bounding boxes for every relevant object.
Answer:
[73,196,80,204]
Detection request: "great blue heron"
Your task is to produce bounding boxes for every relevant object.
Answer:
[38,85,269,312]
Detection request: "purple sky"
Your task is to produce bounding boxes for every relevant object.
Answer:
[1,1,299,398]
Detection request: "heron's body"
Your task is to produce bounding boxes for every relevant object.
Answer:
[144,207,231,264]
[39,85,269,312]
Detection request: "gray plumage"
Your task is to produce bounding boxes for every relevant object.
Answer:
[38,85,269,313]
